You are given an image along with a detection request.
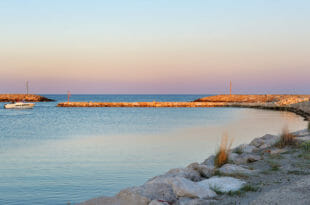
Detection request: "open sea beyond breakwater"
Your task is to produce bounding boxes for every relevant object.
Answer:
[0,95,308,205]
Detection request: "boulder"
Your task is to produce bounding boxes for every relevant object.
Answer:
[229,153,261,164]
[201,155,215,168]
[187,163,215,178]
[117,183,177,204]
[218,164,257,176]
[149,200,169,205]
[233,144,257,153]
[171,177,217,199]
[176,197,217,205]
[199,176,246,193]
[166,168,202,182]
[250,134,279,149]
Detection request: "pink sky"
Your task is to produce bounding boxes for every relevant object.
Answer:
[1,1,309,94]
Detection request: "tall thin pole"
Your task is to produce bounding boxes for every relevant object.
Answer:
[67,91,71,102]
[230,81,232,95]
[26,81,29,95]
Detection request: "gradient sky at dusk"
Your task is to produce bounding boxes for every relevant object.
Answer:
[1,0,309,94]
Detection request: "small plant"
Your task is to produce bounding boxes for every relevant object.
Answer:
[214,134,233,168]
[301,141,310,152]
[234,147,243,154]
[241,184,260,192]
[210,185,225,195]
[276,126,296,148]
[267,160,280,171]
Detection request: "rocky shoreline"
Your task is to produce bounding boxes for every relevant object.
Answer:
[81,128,310,205]
[77,95,310,205]
[0,94,54,102]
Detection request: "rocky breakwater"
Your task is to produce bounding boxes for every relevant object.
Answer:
[57,102,227,108]
[80,128,310,205]
[195,95,310,120]
[0,94,54,102]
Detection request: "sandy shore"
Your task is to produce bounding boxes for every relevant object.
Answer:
[0,94,54,102]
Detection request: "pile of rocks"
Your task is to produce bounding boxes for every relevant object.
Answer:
[81,131,300,205]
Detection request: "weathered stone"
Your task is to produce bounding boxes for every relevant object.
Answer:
[269,148,288,155]
[117,183,177,204]
[201,155,215,168]
[229,153,261,164]
[218,164,257,176]
[233,144,257,153]
[187,163,215,178]
[148,200,169,205]
[171,177,216,199]
[176,197,217,205]
[199,176,246,193]
[250,134,279,149]
[165,168,202,182]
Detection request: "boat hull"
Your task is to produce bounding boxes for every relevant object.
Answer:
[4,103,35,109]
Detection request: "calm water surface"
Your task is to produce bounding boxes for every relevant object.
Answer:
[0,95,307,204]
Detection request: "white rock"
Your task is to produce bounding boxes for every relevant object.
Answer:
[218,164,257,176]
[149,200,169,205]
[171,177,217,199]
[199,176,246,193]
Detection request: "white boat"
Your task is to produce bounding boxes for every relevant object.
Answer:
[4,102,35,109]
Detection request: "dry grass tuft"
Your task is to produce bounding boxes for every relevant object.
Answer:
[215,134,233,168]
[276,126,296,148]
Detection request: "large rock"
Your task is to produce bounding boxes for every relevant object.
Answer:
[187,163,215,178]
[166,168,202,182]
[201,155,215,168]
[117,183,177,204]
[149,200,169,205]
[233,144,257,153]
[199,176,246,193]
[171,177,217,199]
[229,153,261,164]
[218,164,258,176]
[250,134,279,149]
[176,197,217,205]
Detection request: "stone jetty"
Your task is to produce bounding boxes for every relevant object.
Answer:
[0,94,54,102]
[57,94,310,119]
[57,101,227,108]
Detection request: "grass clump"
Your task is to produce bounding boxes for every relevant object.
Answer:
[214,134,233,168]
[210,185,225,195]
[301,141,310,152]
[276,126,297,148]
[267,160,281,171]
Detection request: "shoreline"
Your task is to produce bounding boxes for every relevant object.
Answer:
[80,127,310,205]
[78,96,310,205]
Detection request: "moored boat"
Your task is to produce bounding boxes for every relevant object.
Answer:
[4,102,35,109]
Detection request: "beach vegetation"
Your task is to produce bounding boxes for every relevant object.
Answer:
[300,141,310,152]
[214,134,233,168]
[276,126,296,148]
[267,160,280,171]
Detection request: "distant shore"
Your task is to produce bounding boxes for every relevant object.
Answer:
[0,94,54,102]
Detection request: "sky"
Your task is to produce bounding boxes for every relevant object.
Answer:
[0,0,309,94]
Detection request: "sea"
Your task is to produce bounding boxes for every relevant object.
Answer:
[0,95,307,204]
